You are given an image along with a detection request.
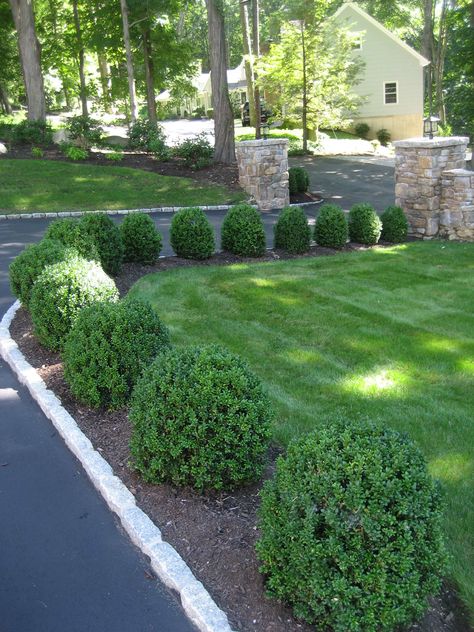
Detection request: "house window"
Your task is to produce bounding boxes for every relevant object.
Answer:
[352,33,363,50]
[384,82,398,105]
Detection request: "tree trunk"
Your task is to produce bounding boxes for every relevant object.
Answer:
[301,21,308,152]
[433,0,448,124]
[142,25,157,125]
[421,0,434,114]
[239,0,256,127]
[205,0,235,164]
[120,0,138,123]
[252,0,261,139]
[9,0,46,120]
[98,54,111,112]
[0,83,12,115]
[72,0,88,117]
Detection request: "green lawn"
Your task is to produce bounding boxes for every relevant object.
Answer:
[129,241,474,616]
[0,159,245,213]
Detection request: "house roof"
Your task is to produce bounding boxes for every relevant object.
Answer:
[333,2,430,67]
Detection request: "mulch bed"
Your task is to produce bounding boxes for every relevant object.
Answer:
[8,247,473,632]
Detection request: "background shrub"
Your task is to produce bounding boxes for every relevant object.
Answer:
[105,150,123,161]
[221,204,266,257]
[66,115,103,149]
[80,213,124,275]
[31,146,44,158]
[63,298,170,409]
[13,119,53,146]
[288,166,310,195]
[376,128,391,146]
[173,132,213,169]
[348,203,382,245]
[355,122,370,139]
[130,345,272,490]
[274,206,311,254]
[381,205,409,243]
[314,204,348,249]
[64,145,88,160]
[30,256,118,351]
[44,218,100,261]
[170,207,215,259]
[128,118,167,154]
[9,239,76,308]
[120,213,162,264]
[256,419,446,631]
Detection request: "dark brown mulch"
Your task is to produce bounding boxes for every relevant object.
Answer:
[289,191,323,204]
[1,145,242,192]
[8,249,474,632]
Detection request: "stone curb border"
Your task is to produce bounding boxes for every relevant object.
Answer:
[0,301,233,632]
[0,199,322,221]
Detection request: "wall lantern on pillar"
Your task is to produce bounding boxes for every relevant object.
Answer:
[423,115,440,140]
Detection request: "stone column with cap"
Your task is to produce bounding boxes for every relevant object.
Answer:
[235,139,289,211]
[394,137,469,238]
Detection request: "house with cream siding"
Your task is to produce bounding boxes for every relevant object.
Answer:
[333,2,430,140]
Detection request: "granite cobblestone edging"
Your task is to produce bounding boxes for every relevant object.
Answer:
[0,200,321,221]
[0,300,233,632]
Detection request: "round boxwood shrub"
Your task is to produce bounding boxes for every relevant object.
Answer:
[44,218,99,261]
[314,204,348,249]
[120,213,162,264]
[288,166,310,195]
[29,256,119,351]
[9,239,76,308]
[169,207,215,259]
[80,213,124,276]
[221,204,266,257]
[348,203,382,245]
[274,206,311,254]
[63,298,170,409]
[380,205,409,243]
[129,345,272,490]
[256,420,446,632]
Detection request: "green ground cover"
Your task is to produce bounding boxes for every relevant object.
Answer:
[0,159,244,213]
[130,241,474,615]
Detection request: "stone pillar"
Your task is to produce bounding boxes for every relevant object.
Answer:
[235,139,289,211]
[439,169,474,241]
[394,137,469,238]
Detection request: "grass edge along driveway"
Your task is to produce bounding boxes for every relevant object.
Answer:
[129,241,474,618]
[0,159,245,213]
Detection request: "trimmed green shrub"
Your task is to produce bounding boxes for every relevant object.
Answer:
[30,256,118,351]
[64,145,88,160]
[80,213,124,276]
[128,118,167,154]
[170,207,215,259]
[13,119,53,146]
[130,345,272,490]
[120,213,162,264]
[221,204,266,257]
[314,204,348,249]
[288,166,310,195]
[348,203,382,245]
[44,219,100,261]
[380,205,409,243]
[376,128,391,146]
[256,419,446,632]
[173,132,213,169]
[9,239,76,308]
[274,206,311,254]
[355,122,370,139]
[66,115,103,149]
[63,298,170,409]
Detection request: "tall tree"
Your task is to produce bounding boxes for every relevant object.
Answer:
[252,0,262,139]
[72,0,88,116]
[239,0,256,126]
[205,0,235,163]
[9,0,46,120]
[119,0,138,122]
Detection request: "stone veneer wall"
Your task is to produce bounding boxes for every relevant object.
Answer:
[439,169,474,240]
[394,137,469,238]
[235,139,289,211]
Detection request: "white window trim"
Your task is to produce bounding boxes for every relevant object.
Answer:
[352,32,363,50]
[383,80,398,106]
